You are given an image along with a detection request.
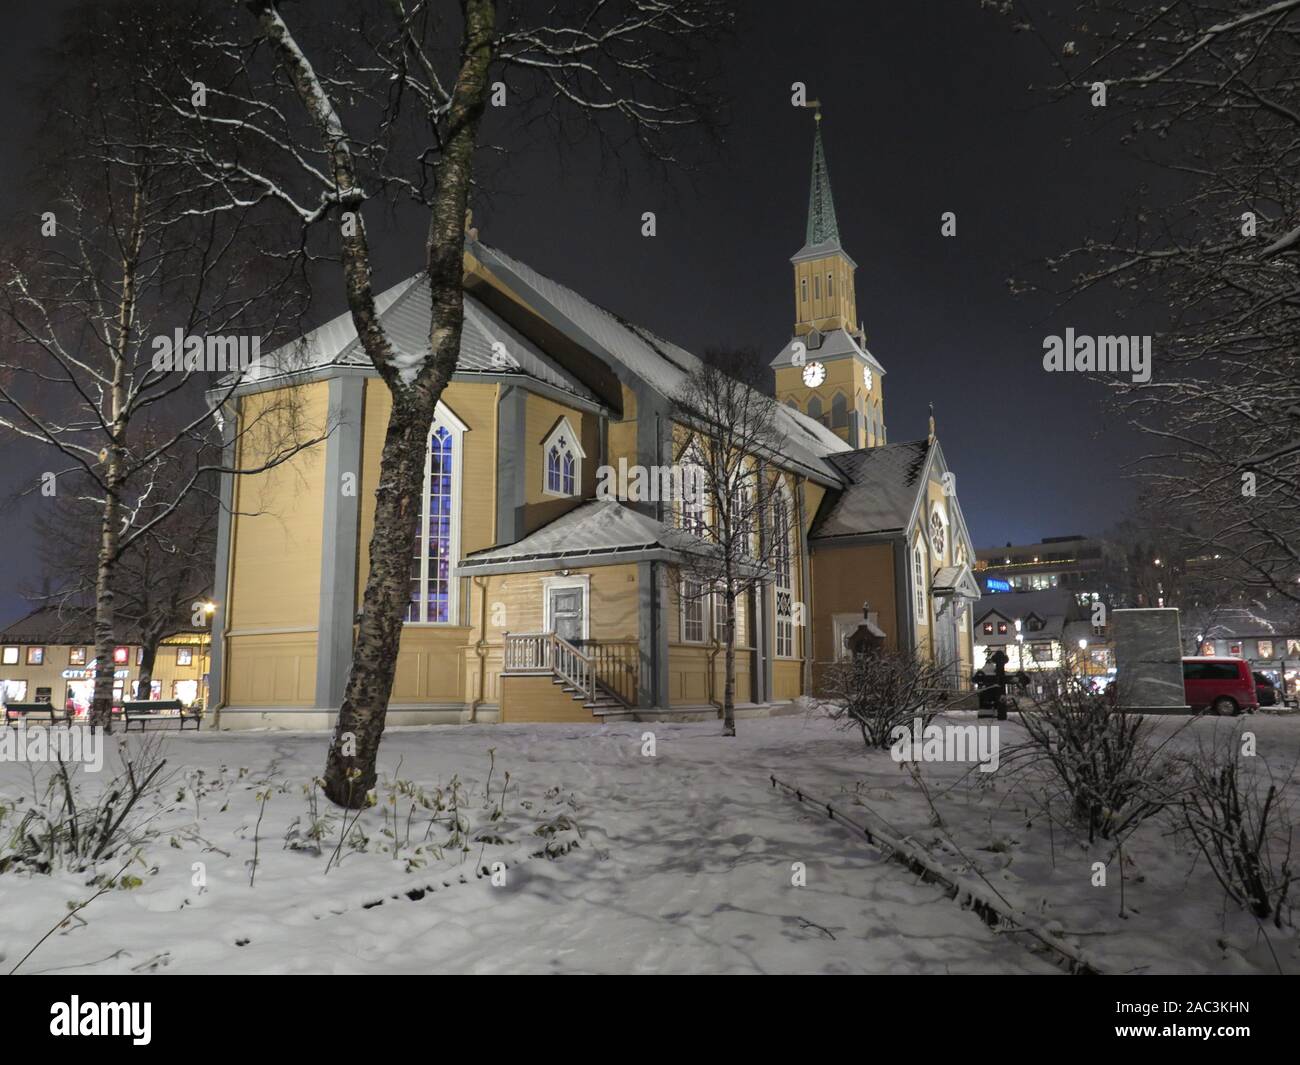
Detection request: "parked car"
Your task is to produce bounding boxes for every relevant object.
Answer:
[1182,657,1258,716]
[1252,672,1280,708]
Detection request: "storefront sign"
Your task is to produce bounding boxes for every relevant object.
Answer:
[61,668,130,680]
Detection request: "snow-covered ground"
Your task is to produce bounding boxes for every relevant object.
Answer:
[0,711,1295,974]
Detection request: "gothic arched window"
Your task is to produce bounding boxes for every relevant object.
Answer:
[831,392,848,428]
[543,417,584,497]
[407,405,467,624]
[807,395,823,424]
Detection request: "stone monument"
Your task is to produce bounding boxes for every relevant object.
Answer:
[1110,607,1190,713]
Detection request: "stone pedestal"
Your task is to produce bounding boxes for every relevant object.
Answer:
[1111,607,1190,713]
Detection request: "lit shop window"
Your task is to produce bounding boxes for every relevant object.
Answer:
[68,647,86,666]
[113,647,129,665]
[26,646,44,666]
[176,647,193,666]
[1,647,17,666]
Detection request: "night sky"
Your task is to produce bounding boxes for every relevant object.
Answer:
[0,1,1149,626]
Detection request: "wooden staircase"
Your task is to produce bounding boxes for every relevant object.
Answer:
[503,632,639,717]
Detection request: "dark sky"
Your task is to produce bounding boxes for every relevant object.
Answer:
[0,1,1150,626]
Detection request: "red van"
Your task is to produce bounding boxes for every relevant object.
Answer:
[1182,657,1259,716]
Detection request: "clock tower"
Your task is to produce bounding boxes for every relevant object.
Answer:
[772,111,886,449]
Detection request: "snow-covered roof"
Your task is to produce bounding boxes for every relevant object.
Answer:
[932,565,982,600]
[769,326,885,372]
[808,440,931,540]
[248,240,853,484]
[974,587,1077,625]
[459,500,682,574]
[252,275,600,404]
[474,242,853,483]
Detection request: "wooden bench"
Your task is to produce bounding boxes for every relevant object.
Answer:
[3,702,71,726]
[122,700,202,731]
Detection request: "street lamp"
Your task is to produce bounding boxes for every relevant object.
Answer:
[199,602,217,720]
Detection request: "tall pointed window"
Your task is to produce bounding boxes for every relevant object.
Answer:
[831,392,848,429]
[773,485,795,658]
[800,277,808,303]
[912,538,927,621]
[679,440,708,536]
[807,395,823,424]
[543,416,585,498]
[407,405,465,624]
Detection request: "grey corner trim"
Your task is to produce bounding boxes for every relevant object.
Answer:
[638,561,671,708]
[315,376,365,709]
[208,404,238,711]
[633,385,671,522]
[796,478,813,691]
[637,561,656,707]
[893,533,914,653]
[496,384,528,544]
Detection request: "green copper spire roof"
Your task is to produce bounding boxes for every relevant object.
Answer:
[805,116,841,249]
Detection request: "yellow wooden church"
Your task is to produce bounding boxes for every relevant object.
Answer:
[208,120,980,729]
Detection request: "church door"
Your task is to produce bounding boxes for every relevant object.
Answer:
[549,587,585,645]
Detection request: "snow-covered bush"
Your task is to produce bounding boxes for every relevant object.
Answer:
[1004,671,1182,843]
[819,650,953,749]
[1177,739,1293,927]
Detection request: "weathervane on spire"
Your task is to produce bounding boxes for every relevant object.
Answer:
[928,403,937,444]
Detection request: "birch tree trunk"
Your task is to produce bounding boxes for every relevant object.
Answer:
[89,188,141,731]
[320,0,496,806]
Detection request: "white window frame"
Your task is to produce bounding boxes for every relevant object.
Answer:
[542,574,590,642]
[406,401,467,626]
[542,416,586,498]
[929,502,949,561]
[680,578,706,644]
[912,537,927,623]
[773,482,796,659]
[679,439,708,536]
[712,585,745,644]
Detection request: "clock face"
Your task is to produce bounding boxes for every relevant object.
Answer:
[802,361,826,388]
[863,365,873,391]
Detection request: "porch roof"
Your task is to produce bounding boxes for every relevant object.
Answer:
[460,500,684,575]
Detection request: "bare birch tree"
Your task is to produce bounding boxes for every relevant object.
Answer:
[1002,1,1300,613]
[0,0,322,728]
[168,0,733,804]
[32,451,218,700]
[669,362,787,736]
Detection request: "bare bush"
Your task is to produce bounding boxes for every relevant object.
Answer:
[0,734,170,875]
[1003,670,1184,843]
[1178,739,1294,928]
[819,651,953,749]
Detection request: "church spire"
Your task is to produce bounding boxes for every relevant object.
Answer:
[805,113,841,250]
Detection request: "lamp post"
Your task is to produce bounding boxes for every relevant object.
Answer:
[200,600,216,721]
[1078,637,1088,688]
